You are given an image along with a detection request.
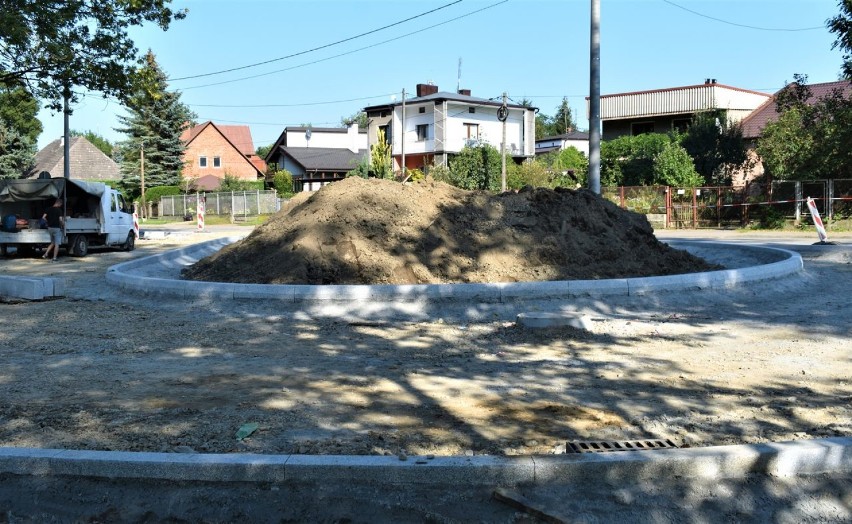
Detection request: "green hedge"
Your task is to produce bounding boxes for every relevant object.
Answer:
[142,185,181,203]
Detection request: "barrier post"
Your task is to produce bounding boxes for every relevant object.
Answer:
[197,193,205,232]
[132,203,140,239]
[806,197,833,245]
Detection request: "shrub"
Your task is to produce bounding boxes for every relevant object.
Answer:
[272,169,295,197]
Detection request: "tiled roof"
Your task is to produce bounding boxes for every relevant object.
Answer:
[364,91,532,111]
[741,80,852,139]
[181,121,256,156]
[280,147,367,172]
[26,136,119,180]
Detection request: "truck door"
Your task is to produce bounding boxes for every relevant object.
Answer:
[107,191,133,244]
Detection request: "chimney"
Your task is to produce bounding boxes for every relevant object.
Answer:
[712,78,717,84]
[348,123,359,153]
[458,88,471,96]
[705,78,711,85]
[416,83,438,97]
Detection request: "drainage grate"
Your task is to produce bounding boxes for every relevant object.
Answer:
[566,439,678,454]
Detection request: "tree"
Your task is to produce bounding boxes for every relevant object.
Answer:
[757,108,814,180]
[255,144,273,160]
[601,133,672,186]
[71,129,113,157]
[0,0,186,111]
[114,51,195,198]
[272,168,295,197]
[0,85,42,143]
[551,97,577,135]
[341,111,369,129]
[447,143,502,190]
[370,128,392,179]
[680,112,749,185]
[828,0,852,80]
[218,173,255,192]
[653,142,703,187]
[0,120,35,179]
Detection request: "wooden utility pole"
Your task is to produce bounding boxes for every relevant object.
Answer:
[400,88,406,179]
[501,92,507,192]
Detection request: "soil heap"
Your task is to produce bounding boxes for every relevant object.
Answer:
[182,177,719,285]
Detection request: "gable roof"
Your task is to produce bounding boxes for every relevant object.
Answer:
[740,80,852,139]
[181,121,264,176]
[278,147,366,173]
[536,131,589,143]
[25,136,119,180]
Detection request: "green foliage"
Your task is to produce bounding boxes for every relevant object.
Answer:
[0,0,186,111]
[600,133,672,186]
[218,174,260,192]
[535,97,578,139]
[142,185,181,205]
[448,143,503,190]
[0,85,42,143]
[340,111,369,129]
[115,51,195,196]
[346,156,370,179]
[550,146,589,187]
[757,74,852,180]
[370,128,392,179]
[255,144,273,160]
[426,162,451,183]
[653,142,703,187]
[0,119,35,179]
[680,112,749,185]
[507,159,549,189]
[71,129,114,157]
[406,168,425,182]
[272,169,295,197]
[828,0,852,80]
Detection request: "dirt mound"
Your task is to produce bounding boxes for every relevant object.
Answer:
[182,177,719,285]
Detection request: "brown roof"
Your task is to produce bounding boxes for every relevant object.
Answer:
[26,136,119,180]
[181,121,256,156]
[741,80,852,139]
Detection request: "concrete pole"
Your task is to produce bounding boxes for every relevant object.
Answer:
[140,143,146,220]
[589,0,602,194]
[63,87,70,179]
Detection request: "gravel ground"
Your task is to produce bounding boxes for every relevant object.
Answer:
[0,225,850,521]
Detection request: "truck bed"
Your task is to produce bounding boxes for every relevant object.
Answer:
[0,229,50,244]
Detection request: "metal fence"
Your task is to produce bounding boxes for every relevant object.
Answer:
[159,190,279,218]
[604,179,852,229]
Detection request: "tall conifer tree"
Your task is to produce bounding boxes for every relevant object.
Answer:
[115,51,194,196]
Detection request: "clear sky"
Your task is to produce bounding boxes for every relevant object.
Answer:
[36,0,847,151]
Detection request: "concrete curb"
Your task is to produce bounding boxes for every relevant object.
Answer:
[105,239,803,305]
[0,274,64,300]
[1,438,849,485]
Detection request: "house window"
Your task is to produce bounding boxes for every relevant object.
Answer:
[199,156,207,168]
[464,123,479,140]
[379,124,391,144]
[631,122,655,136]
[213,156,221,168]
[468,107,475,114]
[419,107,425,114]
[416,124,429,141]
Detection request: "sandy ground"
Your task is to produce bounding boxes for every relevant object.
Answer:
[1,224,851,521]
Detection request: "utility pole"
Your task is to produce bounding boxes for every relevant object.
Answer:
[500,92,508,192]
[400,88,406,180]
[589,0,602,194]
[63,86,70,179]
[140,143,146,220]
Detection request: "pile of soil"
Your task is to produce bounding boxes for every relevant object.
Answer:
[183,177,719,284]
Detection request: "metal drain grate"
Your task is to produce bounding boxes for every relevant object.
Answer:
[566,439,678,454]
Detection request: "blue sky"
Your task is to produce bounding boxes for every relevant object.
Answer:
[37,0,846,151]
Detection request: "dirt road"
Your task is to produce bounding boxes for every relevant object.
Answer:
[1,226,850,521]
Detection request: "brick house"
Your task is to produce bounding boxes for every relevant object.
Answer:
[180,121,266,190]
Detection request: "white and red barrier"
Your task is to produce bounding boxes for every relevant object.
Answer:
[806,196,829,243]
[132,211,140,238]
[197,194,205,232]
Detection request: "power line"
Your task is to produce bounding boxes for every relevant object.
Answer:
[169,1,462,81]
[180,0,509,91]
[662,0,824,32]
[189,93,397,108]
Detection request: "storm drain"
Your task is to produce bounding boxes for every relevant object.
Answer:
[566,439,678,454]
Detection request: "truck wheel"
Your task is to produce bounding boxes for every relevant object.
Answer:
[70,234,89,257]
[122,231,136,251]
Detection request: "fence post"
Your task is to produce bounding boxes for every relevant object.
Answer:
[692,189,698,229]
[217,193,220,215]
[619,186,625,209]
[795,181,802,225]
[828,179,834,227]
[665,187,671,229]
[256,190,261,215]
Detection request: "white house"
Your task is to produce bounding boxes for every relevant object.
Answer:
[364,84,536,173]
[535,131,590,157]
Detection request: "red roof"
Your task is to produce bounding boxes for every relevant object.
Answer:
[741,80,852,139]
[180,121,256,156]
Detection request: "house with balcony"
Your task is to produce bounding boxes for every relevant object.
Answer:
[593,80,772,140]
[363,84,536,173]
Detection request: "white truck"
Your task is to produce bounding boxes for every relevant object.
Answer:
[0,178,136,257]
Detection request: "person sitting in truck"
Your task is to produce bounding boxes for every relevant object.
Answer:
[2,213,19,233]
[42,199,64,261]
